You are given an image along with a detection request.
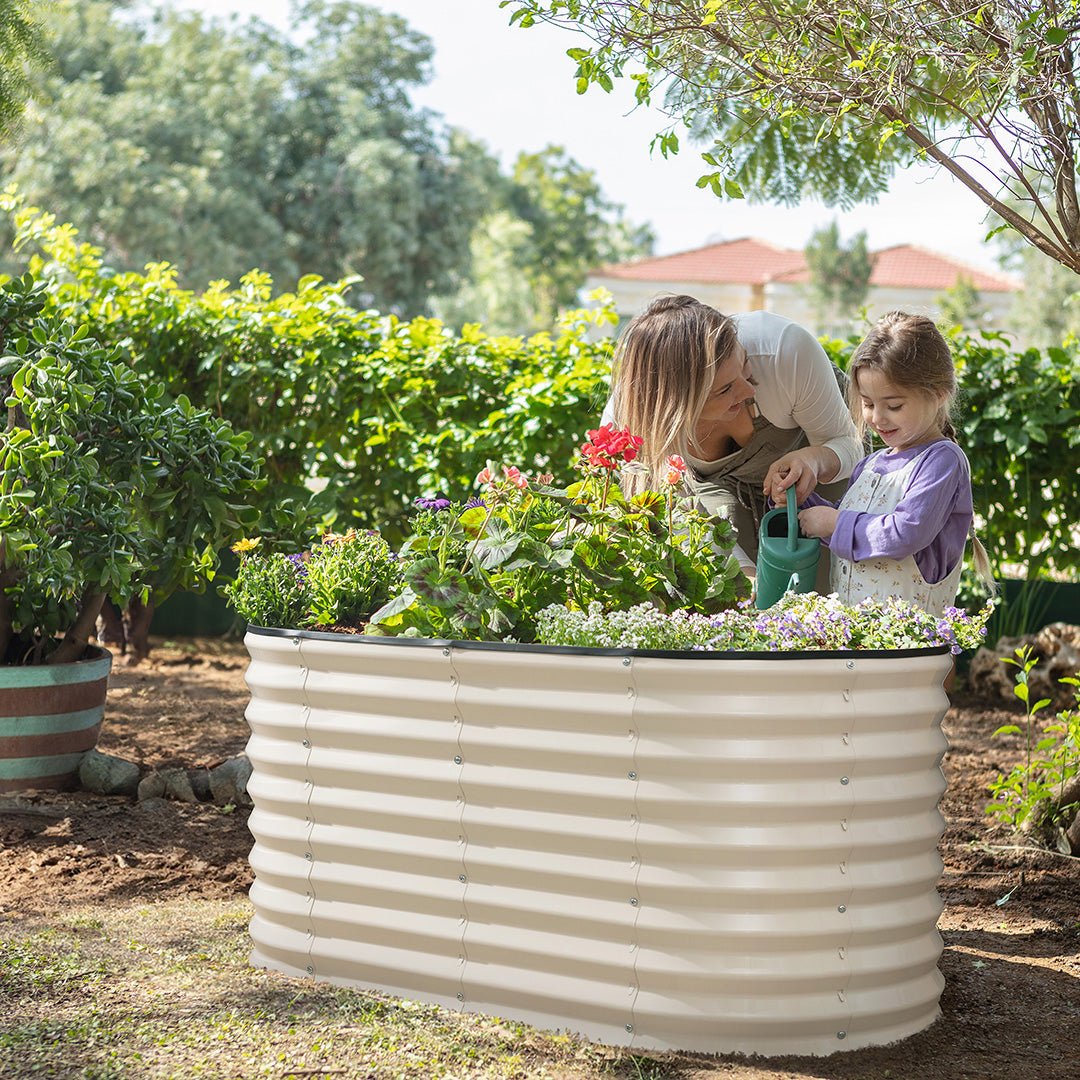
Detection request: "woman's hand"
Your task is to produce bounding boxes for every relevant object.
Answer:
[797,506,839,540]
[763,447,840,504]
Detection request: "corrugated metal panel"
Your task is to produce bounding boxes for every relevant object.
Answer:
[244,630,952,1055]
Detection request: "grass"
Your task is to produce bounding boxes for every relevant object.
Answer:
[0,900,682,1080]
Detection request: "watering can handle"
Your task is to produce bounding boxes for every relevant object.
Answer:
[785,486,799,552]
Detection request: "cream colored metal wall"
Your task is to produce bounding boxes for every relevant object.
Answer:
[244,630,953,1055]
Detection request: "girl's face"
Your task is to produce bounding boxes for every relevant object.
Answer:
[855,369,946,451]
[698,345,755,426]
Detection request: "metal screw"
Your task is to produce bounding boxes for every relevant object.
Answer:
[629,897,639,907]
[622,657,631,667]
[304,852,313,861]
[837,1031,847,1040]
[840,776,850,785]
[302,739,311,749]
[458,874,467,883]
[838,904,847,913]
[625,1023,634,1033]
[306,965,313,974]
[443,648,451,656]
[846,660,855,669]
[627,771,637,781]
[454,755,463,765]
[456,992,465,1001]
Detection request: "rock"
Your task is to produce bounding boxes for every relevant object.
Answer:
[209,754,253,806]
[78,750,141,797]
[160,767,198,803]
[190,767,212,802]
[136,771,166,802]
[969,622,1080,709]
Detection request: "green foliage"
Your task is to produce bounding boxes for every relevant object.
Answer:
[936,277,989,333]
[2,192,619,543]
[988,647,1080,853]
[2,0,489,313]
[225,530,403,631]
[536,593,992,652]
[803,221,873,335]
[0,0,44,138]
[368,454,750,643]
[821,327,1080,581]
[0,272,261,664]
[509,0,1080,273]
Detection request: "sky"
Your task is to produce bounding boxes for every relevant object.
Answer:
[176,0,1002,272]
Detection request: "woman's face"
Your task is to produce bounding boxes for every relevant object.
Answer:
[697,345,755,426]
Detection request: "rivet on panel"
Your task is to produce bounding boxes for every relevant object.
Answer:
[443,648,451,657]
[627,771,638,781]
[837,990,846,1003]
[842,690,851,702]
[839,861,848,874]
[840,776,850,785]
[838,946,847,959]
[630,856,639,867]
[625,1023,634,1033]
[458,955,465,964]
[837,904,847,913]
[629,813,638,824]
[302,739,311,749]
[450,676,458,686]
[458,874,467,883]
[292,638,301,647]
[306,965,313,974]
[454,755,463,765]
[840,818,849,831]
[622,657,631,667]
[458,835,466,845]
[304,852,313,861]
[629,897,639,907]
[846,660,855,670]
[456,992,465,1002]
[837,1031,847,1040]
[628,729,637,739]
[626,688,635,699]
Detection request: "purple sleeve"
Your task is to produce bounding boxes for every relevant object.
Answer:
[828,444,970,581]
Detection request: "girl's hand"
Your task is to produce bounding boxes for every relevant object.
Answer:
[798,506,839,540]
[764,447,841,504]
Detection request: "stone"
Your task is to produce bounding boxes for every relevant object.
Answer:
[160,767,198,803]
[136,771,166,802]
[209,754,253,806]
[78,751,142,797]
[968,622,1080,709]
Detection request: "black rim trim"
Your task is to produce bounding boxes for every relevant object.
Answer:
[245,625,952,661]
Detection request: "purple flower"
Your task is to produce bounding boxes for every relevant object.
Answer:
[463,497,486,510]
[287,553,309,582]
[414,495,452,512]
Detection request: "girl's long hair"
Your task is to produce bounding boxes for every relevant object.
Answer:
[610,294,738,491]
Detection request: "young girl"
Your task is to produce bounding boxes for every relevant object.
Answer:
[796,311,993,613]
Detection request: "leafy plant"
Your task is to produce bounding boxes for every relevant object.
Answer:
[0,273,261,665]
[225,530,403,632]
[365,428,748,643]
[987,646,1080,853]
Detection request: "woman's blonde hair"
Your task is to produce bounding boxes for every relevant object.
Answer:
[611,294,738,487]
[850,311,995,591]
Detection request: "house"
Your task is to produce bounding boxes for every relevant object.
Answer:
[585,237,1020,336]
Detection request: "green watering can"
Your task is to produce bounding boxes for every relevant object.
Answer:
[754,486,821,610]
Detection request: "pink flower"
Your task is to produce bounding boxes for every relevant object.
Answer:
[502,464,529,490]
[664,454,687,486]
[580,424,643,471]
[476,466,494,486]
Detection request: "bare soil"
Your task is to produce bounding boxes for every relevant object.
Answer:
[0,638,1077,1080]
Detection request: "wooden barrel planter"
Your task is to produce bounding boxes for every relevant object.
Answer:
[0,647,113,793]
[242,627,953,1056]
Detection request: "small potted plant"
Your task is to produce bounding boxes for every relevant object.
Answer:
[0,274,261,791]
[229,425,990,1057]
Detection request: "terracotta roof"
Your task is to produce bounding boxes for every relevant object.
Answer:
[595,237,806,286]
[596,238,1020,293]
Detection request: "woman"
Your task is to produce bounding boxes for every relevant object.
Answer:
[604,294,863,576]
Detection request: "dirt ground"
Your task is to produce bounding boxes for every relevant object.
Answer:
[0,637,1077,1080]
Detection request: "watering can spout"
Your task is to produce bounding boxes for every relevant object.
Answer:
[754,486,822,610]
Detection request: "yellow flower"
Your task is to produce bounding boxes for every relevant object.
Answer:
[231,536,262,554]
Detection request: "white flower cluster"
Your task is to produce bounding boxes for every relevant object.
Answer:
[535,594,992,653]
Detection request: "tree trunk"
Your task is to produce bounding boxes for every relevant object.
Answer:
[48,591,106,665]
[123,596,155,665]
[96,599,127,656]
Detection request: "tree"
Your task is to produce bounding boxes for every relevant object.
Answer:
[0,0,44,138]
[803,220,873,335]
[936,277,989,333]
[0,0,491,313]
[508,1,1080,275]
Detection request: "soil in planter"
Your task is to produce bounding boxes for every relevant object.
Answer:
[0,637,1076,1080]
